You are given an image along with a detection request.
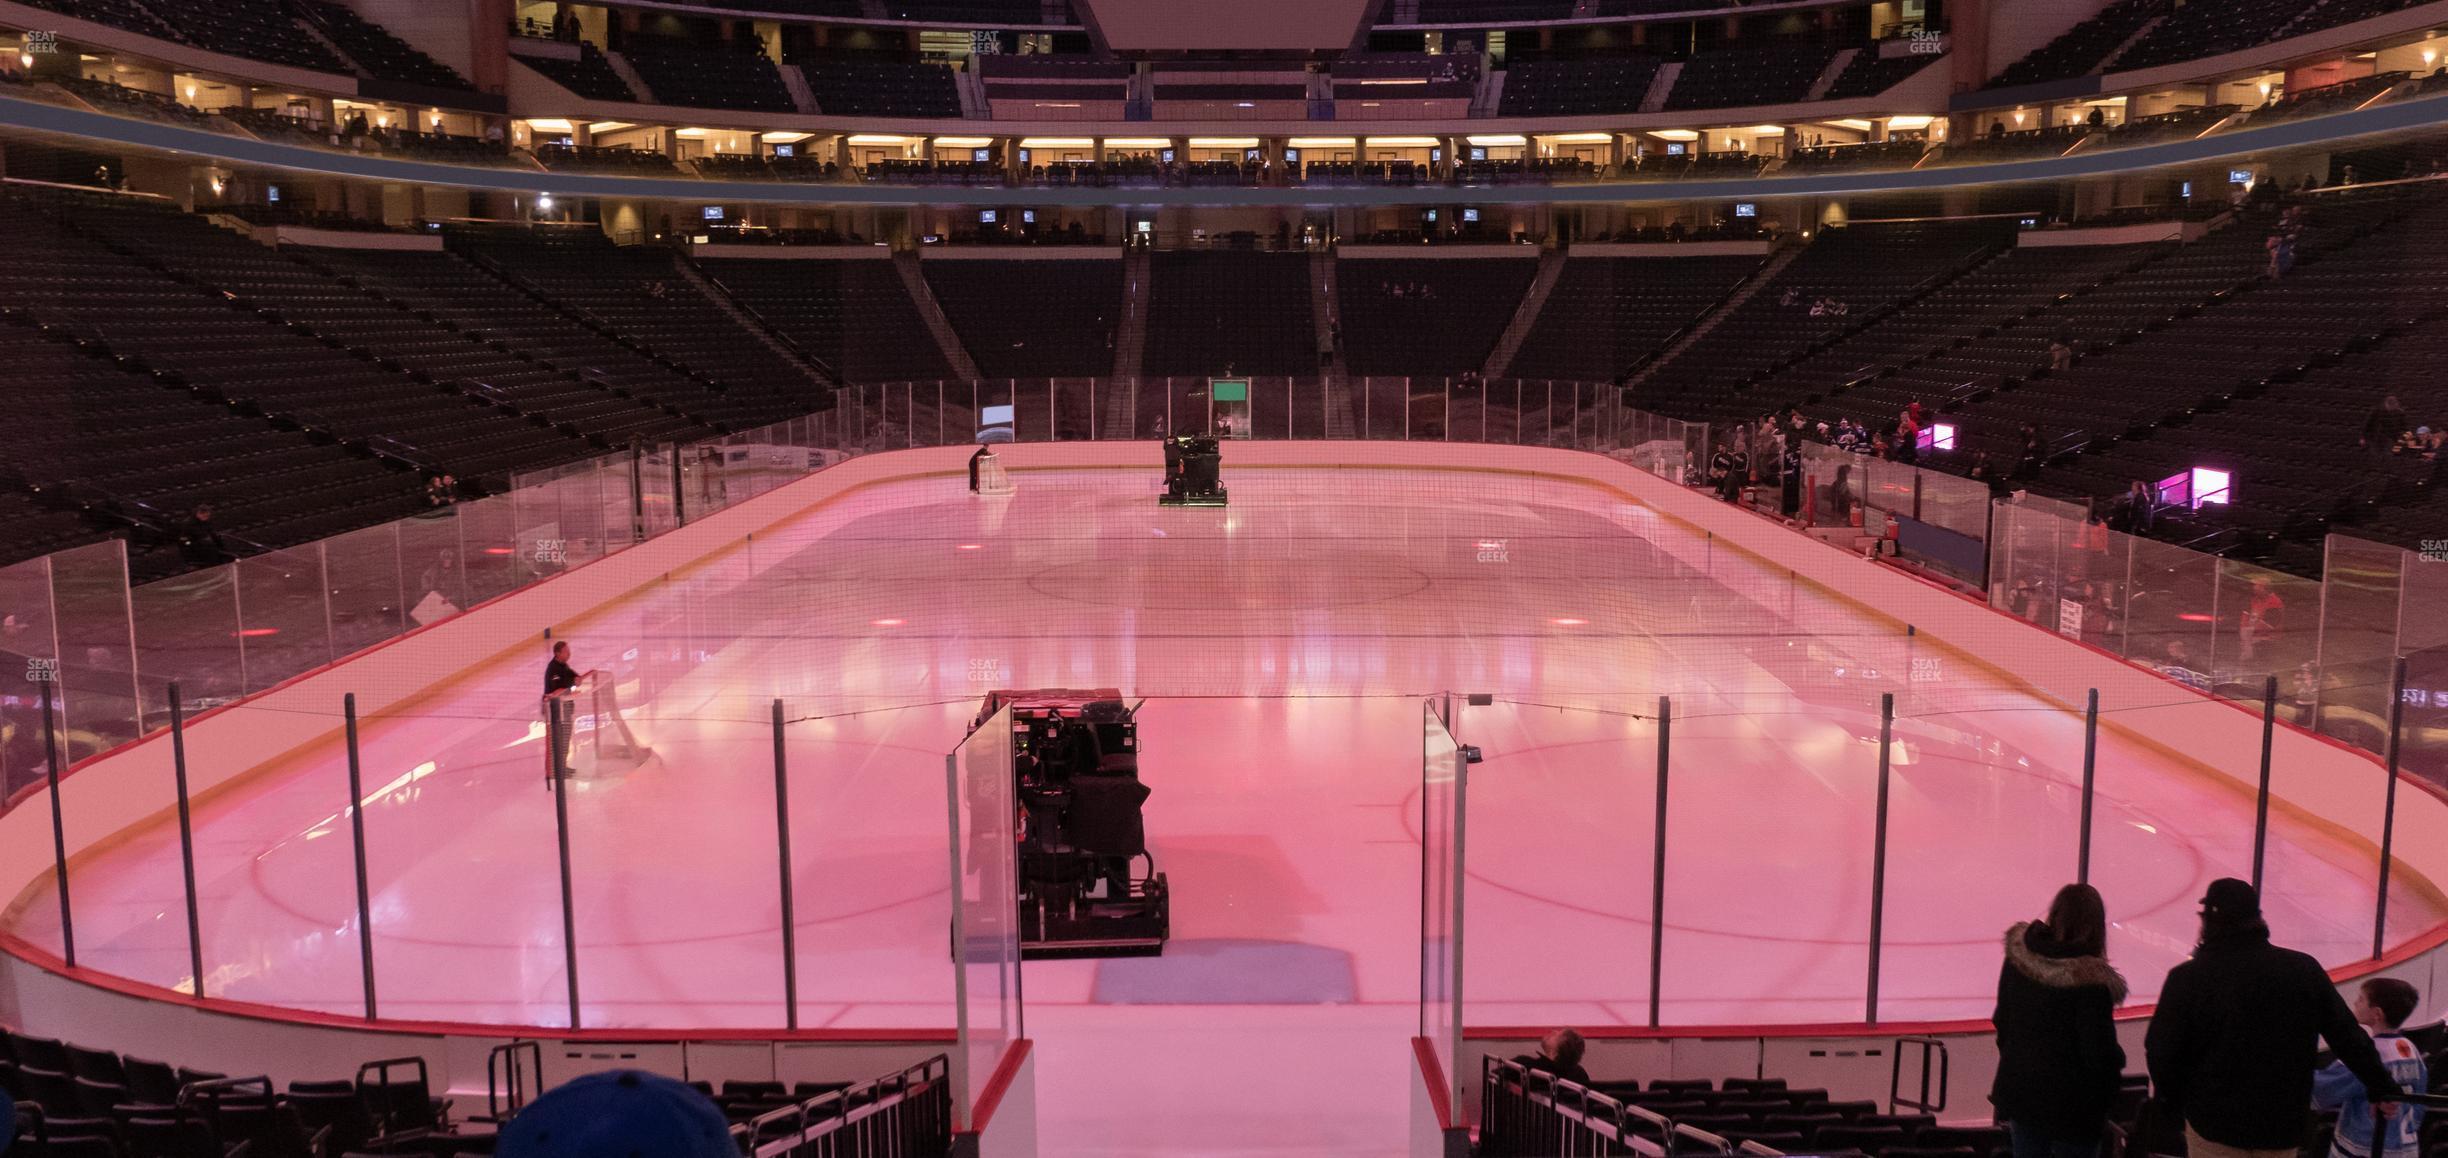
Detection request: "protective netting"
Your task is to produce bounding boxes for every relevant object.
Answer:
[4,389,2438,1034]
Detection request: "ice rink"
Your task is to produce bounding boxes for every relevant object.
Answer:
[10,462,2436,1157]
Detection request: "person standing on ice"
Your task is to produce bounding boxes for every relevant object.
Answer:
[543,640,596,777]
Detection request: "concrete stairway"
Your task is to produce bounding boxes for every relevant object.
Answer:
[672,255,835,389]
[1806,49,1858,102]
[1309,248,1341,381]
[603,49,656,105]
[892,250,983,382]
[1624,242,1804,390]
[1482,247,1567,377]
[1111,246,1151,380]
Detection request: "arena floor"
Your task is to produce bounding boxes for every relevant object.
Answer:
[10,461,2436,1157]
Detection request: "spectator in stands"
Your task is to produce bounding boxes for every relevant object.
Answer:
[1826,462,1857,525]
[1990,120,2008,138]
[1780,440,1805,519]
[2238,578,2285,664]
[2014,424,2044,479]
[2289,662,2322,713]
[500,1069,733,1158]
[1896,403,1927,466]
[2145,878,2402,1158]
[2005,575,2046,623]
[1709,435,1747,503]
[177,503,230,567]
[2400,425,2445,459]
[2111,480,2158,534]
[2362,395,2410,453]
[2073,509,2111,577]
[424,474,457,508]
[2313,978,2427,1158]
[2086,106,2106,129]
[1514,1028,1591,1086]
[2048,336,2075,372]
[1992,883,2126,1158]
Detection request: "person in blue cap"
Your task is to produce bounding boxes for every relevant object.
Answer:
[498,1070,733,1158]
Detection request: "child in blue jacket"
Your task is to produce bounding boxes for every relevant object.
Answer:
[2314,978,2428,1158]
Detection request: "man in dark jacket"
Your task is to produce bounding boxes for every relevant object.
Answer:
[177,503,231,568]
[2144,879,2401,1158]
[2362,396,2409,462]
[1514,1028,1591,1087]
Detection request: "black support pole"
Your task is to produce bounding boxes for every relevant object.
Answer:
[773,699,800,1030]
[2252,675,2277,892]
[628,438,646,542]
[551,712,583,1029]
[41,678,73,967]
[343,693,377,1019]
[670,448,687,527]
[2077,689,2099,885]
[169,683,205,997]
[1866,692,1894,1025]
[2375,657,2407,960]
[1648,695,1670,1029]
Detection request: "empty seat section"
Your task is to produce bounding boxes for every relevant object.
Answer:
[696,256,958,383]
[1508,253,1766,382]
[800,55,964,117]
[621,37,797,112]
[1639,220,2013,422]
[1498,56,1663,117]
[1664,42,1839,111]
[297,0,475,90]
[1987,0,2165,88]
[514,41,637,101]
[1782,244,2165,429]
[1336,256,1539,377]
[451,227,828,422]
[1143,252,1316,376]
[304,245,728,434]
[922,258,1123,378]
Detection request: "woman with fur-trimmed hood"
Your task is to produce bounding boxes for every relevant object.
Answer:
[1991,883,2128,1158]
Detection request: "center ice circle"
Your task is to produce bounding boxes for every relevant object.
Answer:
[1024,554,1436,610]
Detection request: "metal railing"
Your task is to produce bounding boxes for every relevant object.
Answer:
[740,1055,953,1158]
[1479,1056,1761,1158]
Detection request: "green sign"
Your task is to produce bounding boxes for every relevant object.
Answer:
[1211,379,1249,403]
